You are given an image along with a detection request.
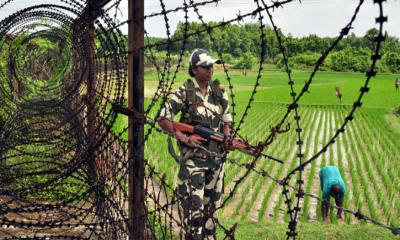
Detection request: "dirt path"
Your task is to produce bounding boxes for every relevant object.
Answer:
[145,177,183,233]
[0,197,98,239]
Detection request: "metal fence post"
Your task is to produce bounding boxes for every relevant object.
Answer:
[128,0,145,239]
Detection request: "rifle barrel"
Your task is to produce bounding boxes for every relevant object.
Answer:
[259,152,284,163]
[172,121,284,163]
[238,148,283,164]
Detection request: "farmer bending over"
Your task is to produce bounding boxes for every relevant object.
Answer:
[319,165,346,223]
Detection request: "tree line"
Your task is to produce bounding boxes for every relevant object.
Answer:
[147,22,400,73]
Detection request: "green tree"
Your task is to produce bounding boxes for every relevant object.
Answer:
[221,53,233,64]
[234,52,256,75]
[166,21,400,73]
[383,52,400,73]
[291,51,321,69]
[364,28,379,51]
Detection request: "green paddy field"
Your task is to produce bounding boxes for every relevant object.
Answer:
[113,68,400,239]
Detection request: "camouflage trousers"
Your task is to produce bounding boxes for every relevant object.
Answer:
[177,156,224,240]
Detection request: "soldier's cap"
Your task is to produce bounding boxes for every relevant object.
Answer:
[188,49,221,77]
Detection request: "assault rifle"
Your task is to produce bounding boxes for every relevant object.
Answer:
[109,104,283,163]
[172,121,283,164]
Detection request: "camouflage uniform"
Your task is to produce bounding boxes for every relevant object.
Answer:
[160,78,232,239]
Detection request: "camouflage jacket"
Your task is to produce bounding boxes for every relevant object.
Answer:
[160,79,232,130]
[160,79,232,156]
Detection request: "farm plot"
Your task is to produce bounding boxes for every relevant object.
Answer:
[133,100,399,226]
[217,104,400,225]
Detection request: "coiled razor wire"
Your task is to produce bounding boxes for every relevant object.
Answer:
[0,0,398,239]
[0,1,129,239]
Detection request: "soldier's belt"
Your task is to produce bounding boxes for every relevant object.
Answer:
[191,152,208,159]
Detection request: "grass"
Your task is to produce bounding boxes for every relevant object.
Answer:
[385,109,400,134]
[217,220,399,240]
[144,68,399,108]
[113,68,400,239]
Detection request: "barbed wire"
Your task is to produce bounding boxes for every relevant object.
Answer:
[0,0,397,239]
[227,157,400,235]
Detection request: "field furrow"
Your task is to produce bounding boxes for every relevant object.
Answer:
[275,108,318,223]
[303,108,326,222]
[222,104,282,217]
[334,108,357,224]
[143,102,400,230]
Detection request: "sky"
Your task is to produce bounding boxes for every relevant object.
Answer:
[128,0,400,38]
[0,0,399,38]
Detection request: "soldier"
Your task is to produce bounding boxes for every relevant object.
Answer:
[158,49,232,239]
[319,165,347,223]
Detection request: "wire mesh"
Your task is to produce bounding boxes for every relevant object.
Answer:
[0,0,397,239]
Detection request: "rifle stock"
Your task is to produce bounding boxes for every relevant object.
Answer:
[171,121,283,163]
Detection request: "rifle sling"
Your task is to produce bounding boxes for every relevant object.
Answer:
[168,137,189,163]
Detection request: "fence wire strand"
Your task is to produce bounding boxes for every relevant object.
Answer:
[0,0,396,239]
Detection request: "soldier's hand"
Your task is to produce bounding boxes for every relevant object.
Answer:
[185,135,205,147]
[223,135,233,149]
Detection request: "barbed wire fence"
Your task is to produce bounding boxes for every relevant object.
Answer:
[0,0,398,239]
